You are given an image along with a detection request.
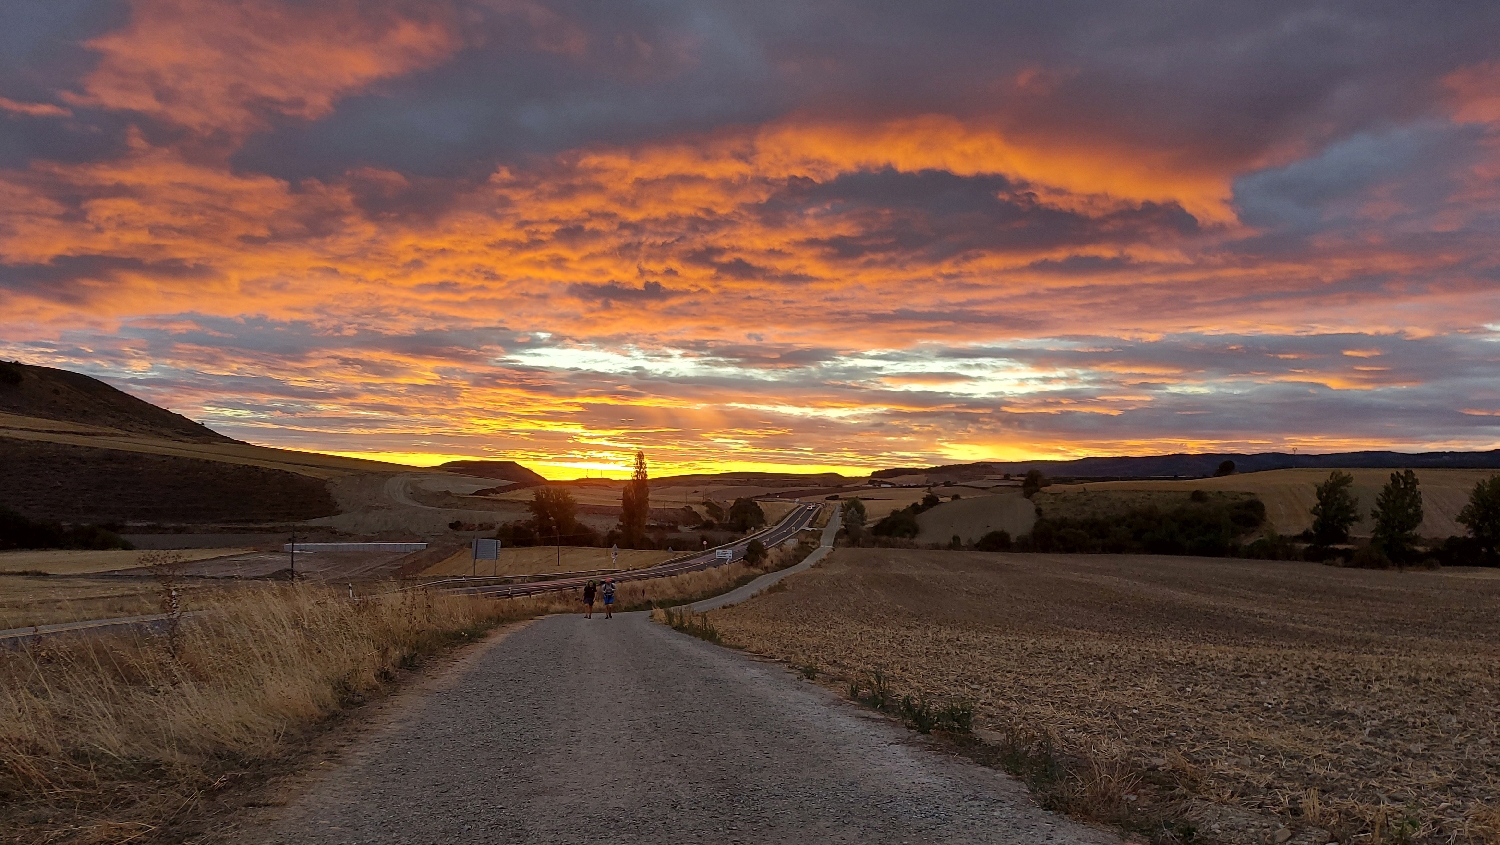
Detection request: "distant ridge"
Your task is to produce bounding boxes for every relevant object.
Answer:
[0,360,231,444]
[439,460,546,484]
[875,450,1500,480]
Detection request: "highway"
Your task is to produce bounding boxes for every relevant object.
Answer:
[435,502,822,599]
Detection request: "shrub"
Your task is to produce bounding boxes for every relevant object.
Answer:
[1022,470,1049,498]
[1432,535,1485,567]
[1240,532,1301,560]
[744,538,767,566]
[1348,544,1392,569]
[1020,497,1265,557]
[975,530,1011,552]
[1214,459,1236,477]
[871,507,921,538]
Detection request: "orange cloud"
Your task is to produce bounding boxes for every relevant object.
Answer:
[66,0,460,138]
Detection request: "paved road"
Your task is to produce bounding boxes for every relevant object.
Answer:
[240,534,1120,844]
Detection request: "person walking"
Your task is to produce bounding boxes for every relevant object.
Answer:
[582,580,597,618]
[601,577,616,619]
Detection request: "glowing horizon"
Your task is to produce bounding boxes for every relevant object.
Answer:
[3,1,1499,472]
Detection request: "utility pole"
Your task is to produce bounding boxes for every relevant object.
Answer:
[289,527,295,579]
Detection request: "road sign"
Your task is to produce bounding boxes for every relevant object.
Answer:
[473,538,500,560]
[715,548,733,561]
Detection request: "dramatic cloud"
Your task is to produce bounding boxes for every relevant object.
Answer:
[2,0,1499,475]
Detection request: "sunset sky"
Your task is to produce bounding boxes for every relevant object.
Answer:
[3,1,1500,477]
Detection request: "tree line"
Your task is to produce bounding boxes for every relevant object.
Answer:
[493,451,770,550]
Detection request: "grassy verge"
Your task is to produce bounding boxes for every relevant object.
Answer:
[0,583,550,844]
[611,534,819,613]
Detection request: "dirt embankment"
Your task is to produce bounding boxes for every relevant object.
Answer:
[0,438,338,524]
[714,548,1500,844]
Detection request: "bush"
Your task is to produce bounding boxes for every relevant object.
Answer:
[744,538,767,566]
[975,530,1012,552]
[1240,533,1301,560]
[1432,535,1485,567]
[871,507,921,538]
[1019,497,1265,557]
[1348,544,1392,569]
[1022,470,1049,498]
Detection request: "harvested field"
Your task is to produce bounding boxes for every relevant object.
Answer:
[0,576,190,628]
[1051,468,1499,538]
[916,492,1036,543]
[0,548,250,576]
[419,545,676,577]
[714,548,1500,844]
[846,486,1004,521]
[0,437,339,524]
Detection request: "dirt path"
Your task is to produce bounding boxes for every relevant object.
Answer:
[233,607,1119,844]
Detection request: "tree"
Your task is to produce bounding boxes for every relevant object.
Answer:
[1310,470,1360,545]
[1456,475,1500,562]
[1214,460,1236,477]
[619,450,650,547]
[529,486,577,541]
[744,538,767,566]
[1371,470,1424,563]
[728,498,766,531]
[841,498,867,542]
[1022,470,1049,499]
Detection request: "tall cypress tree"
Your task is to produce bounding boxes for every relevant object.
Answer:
[620,450,650,548]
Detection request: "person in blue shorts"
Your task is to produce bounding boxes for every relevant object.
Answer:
[601,577,616,618]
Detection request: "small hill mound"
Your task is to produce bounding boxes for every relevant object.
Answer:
[0,361,230,443]
[439,460,546,484]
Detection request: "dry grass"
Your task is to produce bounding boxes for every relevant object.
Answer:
[714,548,1500,844]
[0,582,543,844]
[1050,468,1499,538]
[0,549,250,577]
[418,545,676,577]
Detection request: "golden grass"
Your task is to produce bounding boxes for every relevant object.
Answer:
[419,545,676,577]
[0,582,543,844]
[0,548,250,576]
[1050,468,1500,538]
[714,548,1500,844]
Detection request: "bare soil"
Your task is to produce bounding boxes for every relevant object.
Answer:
[713,548,1500,844]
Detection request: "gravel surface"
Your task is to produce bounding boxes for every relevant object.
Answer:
[239,609,1120,844]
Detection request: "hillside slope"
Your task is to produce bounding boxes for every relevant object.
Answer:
[877,450,1500,481]
[0,361,229,443]
[438,460,546,484]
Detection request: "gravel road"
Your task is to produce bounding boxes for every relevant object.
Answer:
[240,608,1119,844]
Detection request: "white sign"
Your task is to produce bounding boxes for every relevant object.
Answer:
[715,548,733,561]
[611,544,619,564]
[473,538,500,560]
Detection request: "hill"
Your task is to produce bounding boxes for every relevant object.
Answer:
[0,360,230,443]
[875,450,1500,481]
[438,460,546,484]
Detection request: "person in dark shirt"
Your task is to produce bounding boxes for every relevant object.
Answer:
[583,580,597,618]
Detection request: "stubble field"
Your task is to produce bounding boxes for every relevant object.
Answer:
[713,548,1500,843]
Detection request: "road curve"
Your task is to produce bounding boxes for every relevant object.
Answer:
[236,609,1120,845]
